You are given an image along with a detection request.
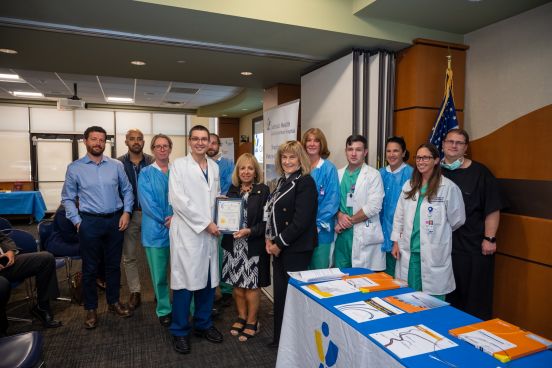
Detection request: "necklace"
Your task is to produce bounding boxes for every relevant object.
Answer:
[240,184,253,194]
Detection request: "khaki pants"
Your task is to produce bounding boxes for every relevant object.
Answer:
[122,210,142,293]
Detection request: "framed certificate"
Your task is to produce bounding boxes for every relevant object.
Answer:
[215,198,244,234]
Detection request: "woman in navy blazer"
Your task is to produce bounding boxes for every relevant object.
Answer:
[265,141,318,347]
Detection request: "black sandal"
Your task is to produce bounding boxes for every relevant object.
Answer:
[230,317,246,336]
[239,322,260,342]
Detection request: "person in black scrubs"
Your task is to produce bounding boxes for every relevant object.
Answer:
[441,128,503,320]
[265,140,318,348]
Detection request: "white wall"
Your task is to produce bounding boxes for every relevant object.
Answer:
[464,2,552,139]
[301,54,353,169]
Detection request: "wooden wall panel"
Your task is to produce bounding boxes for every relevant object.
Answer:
[394,109,464,166]
[470,104,552,180]
[263,84,300,111]
[497,214,552,266]
[395,40,467,110]
[493,254,552,339]
[218,117,239,160]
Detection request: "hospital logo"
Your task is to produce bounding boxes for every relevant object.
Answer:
[314,322,339,368]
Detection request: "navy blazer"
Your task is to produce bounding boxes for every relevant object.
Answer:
[270,171,318,254]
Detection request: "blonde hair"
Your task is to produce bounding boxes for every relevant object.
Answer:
[232,153,263,187]
[301,128,330,159]
[275,140,311,176]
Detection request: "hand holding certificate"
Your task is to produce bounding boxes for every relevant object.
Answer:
[215,198,244,234]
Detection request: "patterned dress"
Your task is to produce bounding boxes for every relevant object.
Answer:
[222,192,260,289]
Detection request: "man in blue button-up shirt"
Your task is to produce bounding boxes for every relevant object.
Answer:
[61,126,134,329]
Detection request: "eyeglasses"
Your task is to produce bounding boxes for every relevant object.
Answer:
[444,140,466,146]
[189,137,209,143]
[153,144,170,150]
[415,156,434,162]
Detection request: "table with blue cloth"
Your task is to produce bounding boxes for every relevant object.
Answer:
[0,191,47,222]
[276,268,552,368]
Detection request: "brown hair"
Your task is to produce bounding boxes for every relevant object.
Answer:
[275,141,311,176]
[301,128,331,159]
[231,153,263,187]
[405,143,442,202]
[445,128,470,145]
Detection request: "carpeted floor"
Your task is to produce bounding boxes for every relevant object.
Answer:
[6,220,278,367]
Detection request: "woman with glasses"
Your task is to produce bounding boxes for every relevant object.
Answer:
[391,143,465,299]
[265,141,317,348]
[137,134,173,327]
[379,136,413,276]
[221,153,269,342]
[301,128,340,269]
[441,128,502,320]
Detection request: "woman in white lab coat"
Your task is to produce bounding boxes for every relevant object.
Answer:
[391,144,465,298]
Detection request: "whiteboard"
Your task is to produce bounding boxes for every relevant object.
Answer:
[0,131,31,181]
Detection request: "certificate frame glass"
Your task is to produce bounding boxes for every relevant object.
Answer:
[215,197,244,234]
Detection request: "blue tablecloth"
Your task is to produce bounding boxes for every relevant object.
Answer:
[278,268,552,368]
[0,191,47,221]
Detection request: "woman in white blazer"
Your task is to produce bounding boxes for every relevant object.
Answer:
[391,144,465,298]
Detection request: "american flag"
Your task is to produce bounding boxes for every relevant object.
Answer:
[429,62,459,158]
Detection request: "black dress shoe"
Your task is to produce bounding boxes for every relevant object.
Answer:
[128,292,141,311]
[173,335,191,354]
[194,325,223,343]
[159,314,172,327]
[84,309,97,329]
[31,305,62,328]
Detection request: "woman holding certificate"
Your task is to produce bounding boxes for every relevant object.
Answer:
[265,141,318,348]
[391,144,465,299]
[221,153,270,342]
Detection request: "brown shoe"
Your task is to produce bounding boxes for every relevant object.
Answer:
[108,302,133,318]
[84,309,97,329]
[128,292,141,311]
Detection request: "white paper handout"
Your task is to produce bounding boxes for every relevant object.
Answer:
[457,329,517,355]
[288,268,347,283]
[335,297,405,323]
[370,324,457,359]
[301,279,359,299]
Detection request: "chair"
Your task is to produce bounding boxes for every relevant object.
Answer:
[0,217,11,231]
[0,331,44,368]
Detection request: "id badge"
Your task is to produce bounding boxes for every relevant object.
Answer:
[346,192,354,208]
[427,220,434,234]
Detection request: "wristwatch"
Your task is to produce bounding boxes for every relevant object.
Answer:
[483,236,497,243]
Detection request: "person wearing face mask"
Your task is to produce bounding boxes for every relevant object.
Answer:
[221,153,270,342]
[334,135,385,271]
[301,128,340,269]
[379,137,414,277]
[392,144,466,298]
[265,141,317,348]
[441,128,503,320]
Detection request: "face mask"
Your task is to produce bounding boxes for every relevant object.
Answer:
[441,157,464,170]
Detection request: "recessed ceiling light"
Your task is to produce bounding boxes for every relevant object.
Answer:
[130,60,146,66]
[0,48,18,54]
[106,96,134,103]
[241,108,248,111]
[11,91,44,98]
[222,114,228,117]
[240,71,253,76]
[0,73,25,83]
[176,60,186,64]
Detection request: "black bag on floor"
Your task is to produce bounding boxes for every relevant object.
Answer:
[70,271,83,305]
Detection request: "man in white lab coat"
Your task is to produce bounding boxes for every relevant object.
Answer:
[334,134,386,271]
[168,125,223,354]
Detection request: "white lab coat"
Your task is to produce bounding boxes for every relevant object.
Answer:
[338,164,385,271]
[391,177,465,295]
[168,155,220,291]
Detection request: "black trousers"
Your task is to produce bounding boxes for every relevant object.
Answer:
[0,252,60,333]
[272,249,313,343]
[79,213,124,310]
[446,252,495,320]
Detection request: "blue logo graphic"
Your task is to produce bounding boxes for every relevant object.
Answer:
[314,322,339,368]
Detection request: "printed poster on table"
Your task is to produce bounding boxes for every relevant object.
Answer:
[263,99,299,191]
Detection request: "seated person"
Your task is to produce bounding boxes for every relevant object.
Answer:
[44,204,79,257]
[1,232,62,336]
